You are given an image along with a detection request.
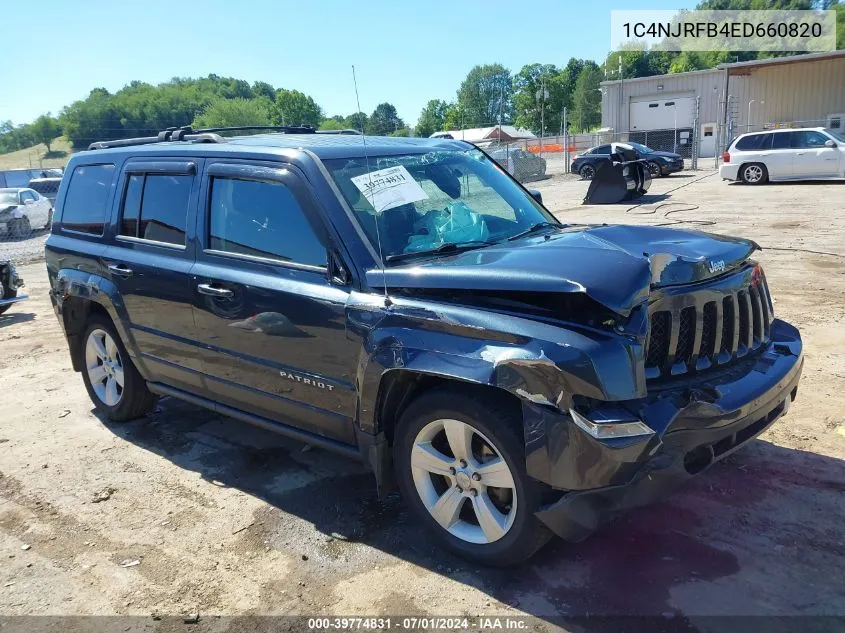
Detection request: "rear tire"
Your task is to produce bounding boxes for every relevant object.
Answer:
[394,387,551,566]
[80,314,158,422]
[740,162,768,185]
[579,164,595,180]
[647,161,663,178]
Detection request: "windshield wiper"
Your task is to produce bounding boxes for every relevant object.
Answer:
[384,240,495,264]
[507,221,560,242]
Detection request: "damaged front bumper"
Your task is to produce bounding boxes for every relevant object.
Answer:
[527,318,803,542]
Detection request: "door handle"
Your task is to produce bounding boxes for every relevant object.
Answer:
[107,264,133,277]
[197,283,234,298]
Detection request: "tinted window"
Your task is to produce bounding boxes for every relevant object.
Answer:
[20,191,34,202]
[593,145,612,155]
[735,133,771,151]
[771,133,791,150]
[136,175,192,245]
[791,130,829,148]
[209,178,326,267]
[62,164,115,235]
[119,174,144,238]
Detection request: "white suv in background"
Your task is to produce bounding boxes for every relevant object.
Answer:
[720,127,845,184]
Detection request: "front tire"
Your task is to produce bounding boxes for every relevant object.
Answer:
[80,314,157,422]
[0,282,15,316]
[394,387,551,566]
[740,162,768,185]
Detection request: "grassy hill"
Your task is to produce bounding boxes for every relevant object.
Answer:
[0,137,72,171]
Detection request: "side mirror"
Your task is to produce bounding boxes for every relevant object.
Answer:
[528,189,543,205]
[23,199,34,205]
[825,139,836,148]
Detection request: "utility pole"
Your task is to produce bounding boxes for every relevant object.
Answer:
[618,56,624,133]
[563,107,568,172]
[536,74,549,154]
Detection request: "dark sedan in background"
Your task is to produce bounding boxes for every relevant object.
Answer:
[572,142,683,179]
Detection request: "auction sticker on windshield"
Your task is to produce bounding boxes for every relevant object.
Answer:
[350,165,428,213]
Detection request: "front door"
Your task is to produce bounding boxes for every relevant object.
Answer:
[104,158,204,393]
[791,130,840,178]
[191,161,357,444]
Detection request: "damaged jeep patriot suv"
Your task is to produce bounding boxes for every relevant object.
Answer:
[46,127,803,565]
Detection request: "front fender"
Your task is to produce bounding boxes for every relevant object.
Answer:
[351,295,646,435]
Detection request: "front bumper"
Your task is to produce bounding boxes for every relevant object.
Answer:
[529,318,803,541]
[661,161,684,174]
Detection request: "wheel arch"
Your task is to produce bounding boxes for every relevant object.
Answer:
[53,269,140,374]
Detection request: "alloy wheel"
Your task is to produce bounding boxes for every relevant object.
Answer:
[743,164,763,183]
[85,328,124,407]
[410,418,517,544]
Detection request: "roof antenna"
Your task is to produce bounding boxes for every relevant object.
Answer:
[352,64,391,307]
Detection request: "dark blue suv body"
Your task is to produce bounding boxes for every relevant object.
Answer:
[45,130,803,565]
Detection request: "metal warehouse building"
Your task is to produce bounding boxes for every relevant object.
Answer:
[600,51,845,160]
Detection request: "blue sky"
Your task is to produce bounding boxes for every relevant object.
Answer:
[3,0,694,126]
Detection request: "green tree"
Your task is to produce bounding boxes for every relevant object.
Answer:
[513,63,569,135]
[272,89,323,127]
[456,64,513,127]
[251,81,276,101]
[367,103,404,135]
[319,118,347,131]
[442,103,464,131]
[192,98,272,129]
[570,62,603,132]
[30,114,61,152]
[343,112,368,131]
[415,99,449,137]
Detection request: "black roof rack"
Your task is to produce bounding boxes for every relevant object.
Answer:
[87,124,318,151]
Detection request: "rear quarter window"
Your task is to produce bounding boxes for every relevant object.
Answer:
[61,164,115,235]
[734,134,771,151]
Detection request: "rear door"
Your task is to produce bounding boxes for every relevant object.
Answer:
[763,132,793,179]
[103,158,204,394]
[791,130,839,178]
[190,160,357,444]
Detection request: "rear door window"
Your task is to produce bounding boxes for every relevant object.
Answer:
[593,145,612,155]
[61,164,115,235]
[771,132,792,150]
[118,174,192,246]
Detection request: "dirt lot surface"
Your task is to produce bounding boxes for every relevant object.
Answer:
[1,170,844,631]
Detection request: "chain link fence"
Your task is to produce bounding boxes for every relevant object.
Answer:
[0,167,64,263]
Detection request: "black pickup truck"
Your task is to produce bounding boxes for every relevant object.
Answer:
[45,127,803,565]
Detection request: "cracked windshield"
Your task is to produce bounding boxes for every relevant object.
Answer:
[325,148,556,262]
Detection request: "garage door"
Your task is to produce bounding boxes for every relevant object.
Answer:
[630,96,694,131]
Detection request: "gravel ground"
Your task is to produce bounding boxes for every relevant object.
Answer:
[1,170,844,631]
[0,230,49,265]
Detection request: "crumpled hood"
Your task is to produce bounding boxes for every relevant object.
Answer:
[367,224,758,317]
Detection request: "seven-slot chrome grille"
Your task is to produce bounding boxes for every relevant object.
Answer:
[645,265,773,381]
